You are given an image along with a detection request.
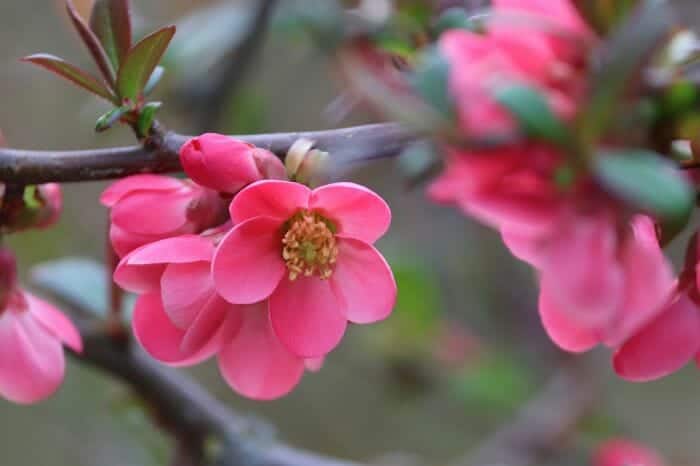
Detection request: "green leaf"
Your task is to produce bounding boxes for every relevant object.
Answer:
[31,258,135,319]
[117,26,176,101]
[137,101,162,137]
[143,66,164,96]
[89,0,132,69]
[433,8,479,35]
[595,149,694,229]
[22,53,116,103]
[66,0,116,86]
[495,84,571,146]
[95,105,129,132]
[578,0,673,144]
[410,47,454,119]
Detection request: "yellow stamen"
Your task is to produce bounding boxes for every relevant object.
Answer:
[282,210,338,280]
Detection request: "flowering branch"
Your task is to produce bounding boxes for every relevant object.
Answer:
[0,123,415,184]
[34,269,594,466]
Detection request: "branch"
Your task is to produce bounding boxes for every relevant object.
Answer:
[454,360,596,466]
[35,281,362,466]
[0,123,415,184]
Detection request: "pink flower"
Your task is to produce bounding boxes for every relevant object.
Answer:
[115,235,313,400]
[180,133,286,194]
[530,215,673,353]
[438,0,587,137]
[612,234,700,381]
[593,439,666,466]
[101,174,226,257]
[428,145,563,235]
[0,250,82,404]
[212,180,396,358]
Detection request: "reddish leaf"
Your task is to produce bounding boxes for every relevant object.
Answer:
[65,0,115,87]
[116,26,175,101]
[22,54,117,103]
[90,0,132,69]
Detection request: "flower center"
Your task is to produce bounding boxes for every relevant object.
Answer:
[282,210,338,280]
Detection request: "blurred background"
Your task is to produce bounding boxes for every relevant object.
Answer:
[1,1,700,465]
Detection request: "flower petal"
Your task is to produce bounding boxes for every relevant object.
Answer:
[160,262,215,328]
[229,180,310,224]
[109,224,158,258]
[539,289,599,353]
[604,217,674,347]
[310,183,391,243]
[270,276,347,357]
[540,213,623,326]
[218,302,305,400]
[111,189,193,235]
[127,235,214,265]
[212,217,285,304]
[0,311,65,404]
[501,229,545,268]
[330,236,396,324]
[100,175,182,206]
[613,292,700,382]
[180,294,241,355]
[26,294,82,353]
[132,293,219,366]
[114,236,214,293]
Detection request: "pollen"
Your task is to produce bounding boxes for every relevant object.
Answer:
[282,210,338,281]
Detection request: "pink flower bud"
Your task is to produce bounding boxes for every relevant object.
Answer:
[253,147,286,180]
[0,247,81,404]
[101,175,226,257]
[181,134,284,193]
[35,183,62,229]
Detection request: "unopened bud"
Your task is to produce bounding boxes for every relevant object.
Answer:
[285,139,330,186]
[0,184,63,233]
[180,134,262,193]
[285,138,315,178]
[252,147,286,180]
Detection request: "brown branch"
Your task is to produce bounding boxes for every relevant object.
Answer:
[453,360,596,466]
[35,280,362,466]
[0,123,415,184]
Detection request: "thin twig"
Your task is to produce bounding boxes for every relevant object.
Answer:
[0,123,416,184]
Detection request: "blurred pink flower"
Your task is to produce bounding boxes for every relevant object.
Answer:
[594,438,666,466]
[212,180,396,358]
[0,249,82,404]
[180,133,285,194]
[101,174,226,257]
[531,215,673,353]
[115,235,313,400]
[428,145,563,236]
